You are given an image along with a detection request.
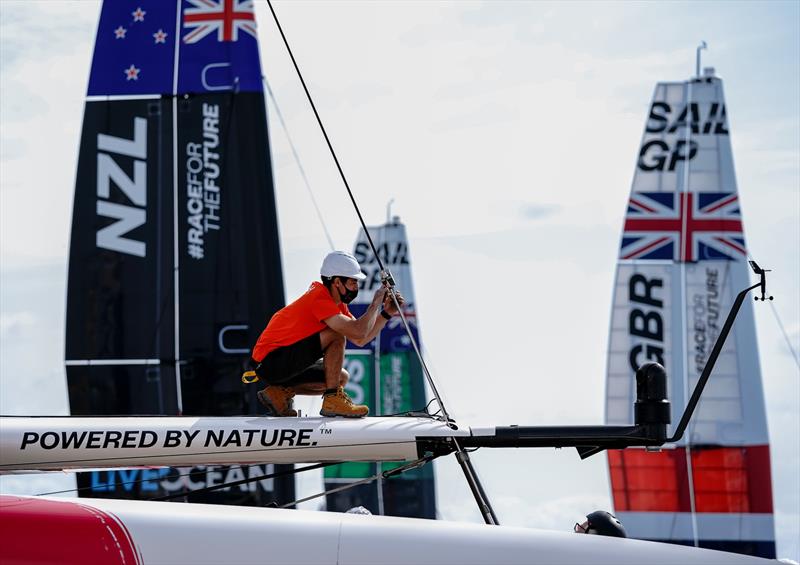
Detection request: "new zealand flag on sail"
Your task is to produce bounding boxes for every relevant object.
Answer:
[88,0,263,96]
[620,192,745,262]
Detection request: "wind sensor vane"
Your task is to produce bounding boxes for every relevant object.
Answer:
[749,261,773,301]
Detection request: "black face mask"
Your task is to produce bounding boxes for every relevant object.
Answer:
[338,280,358,304]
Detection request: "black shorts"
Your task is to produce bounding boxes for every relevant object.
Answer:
[250,332,325,385]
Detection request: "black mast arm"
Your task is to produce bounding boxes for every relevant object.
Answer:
[422,262,773,458]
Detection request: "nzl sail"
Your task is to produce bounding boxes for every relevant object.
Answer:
[324,218,436,518]
[64,0,291,505]
[605,68,775,558]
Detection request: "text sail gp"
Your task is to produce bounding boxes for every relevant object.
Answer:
[65,0,290,505]
[605,67,775,558]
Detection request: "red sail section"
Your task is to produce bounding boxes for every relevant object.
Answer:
[609,446,773,513]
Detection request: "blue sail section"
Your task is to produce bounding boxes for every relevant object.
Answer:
[88,0,263,96]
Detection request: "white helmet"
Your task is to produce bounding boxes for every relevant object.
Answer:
[320,251,366,280]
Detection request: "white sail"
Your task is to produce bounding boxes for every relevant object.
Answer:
[605,69,775,558]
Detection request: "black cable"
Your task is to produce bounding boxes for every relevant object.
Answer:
[280,455,435,509]
[264,0,454,427]
[34,460,331,498]
[262,2,499,520]
[264,0,385,273]
[263,76,336,251]
[151,462,333,501]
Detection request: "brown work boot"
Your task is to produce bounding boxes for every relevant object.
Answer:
[320,387,369,418]
[257,385,297,417]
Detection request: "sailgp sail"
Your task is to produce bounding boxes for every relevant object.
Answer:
[65,0,293,505]
[324,218,436,518]
[605,69,775,558]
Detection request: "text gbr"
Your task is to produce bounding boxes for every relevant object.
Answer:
[628,273,664,371]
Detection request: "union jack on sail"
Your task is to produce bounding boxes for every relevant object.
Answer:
[183,0,257,44]
[620,192,745,262]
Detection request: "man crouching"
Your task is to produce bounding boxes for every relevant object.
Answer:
[249,251,403,417]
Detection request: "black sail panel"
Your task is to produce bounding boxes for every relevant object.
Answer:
[65,0,291,505]
[177,91,285,416]
[67,96,177,413]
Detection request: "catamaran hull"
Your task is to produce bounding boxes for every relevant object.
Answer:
[0,495,770,564]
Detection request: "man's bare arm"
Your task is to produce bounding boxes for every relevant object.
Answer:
[357,290,406,345]
[333,290,406,347]
[359,315,388,346]
[323,288,386,346]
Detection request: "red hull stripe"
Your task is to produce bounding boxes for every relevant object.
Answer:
[609,445,773,513]
[0,495,141,565]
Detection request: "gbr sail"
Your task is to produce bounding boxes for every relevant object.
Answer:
[324,218,436,518]
[605,68,775,558]
[65,0,292,505]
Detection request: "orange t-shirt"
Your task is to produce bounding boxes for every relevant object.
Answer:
[251,281,352,361]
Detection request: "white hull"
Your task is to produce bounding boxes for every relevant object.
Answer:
[0,495,771,564]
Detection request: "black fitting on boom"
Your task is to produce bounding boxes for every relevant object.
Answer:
[634,362,670,442]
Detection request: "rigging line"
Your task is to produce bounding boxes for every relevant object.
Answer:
[263,76,335,251]
[34,461,332,498]
[279,455,433,508]
[744,251,800,369]
[152,462,334,502]
[682,78,699,549]
[262,3,495,520]
[284,474,378,508]
[264,0,453,426]
[378,404,439,418]
[768,300,800,370]
[386,290,451,422]
[264,0,383,271]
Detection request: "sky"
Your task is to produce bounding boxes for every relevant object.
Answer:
[1,0,798,560]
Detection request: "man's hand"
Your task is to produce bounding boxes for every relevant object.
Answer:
[383,290,405,316]
[371,287,388,307]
